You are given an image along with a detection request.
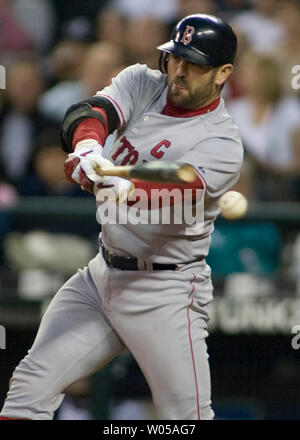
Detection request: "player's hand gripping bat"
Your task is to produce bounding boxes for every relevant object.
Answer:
[94,161,197,184]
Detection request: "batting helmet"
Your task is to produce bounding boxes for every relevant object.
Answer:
[157,14,237,72]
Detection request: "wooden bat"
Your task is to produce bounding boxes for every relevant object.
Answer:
[95,161,197,184]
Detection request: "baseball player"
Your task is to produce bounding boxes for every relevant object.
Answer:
[0,14,243,420]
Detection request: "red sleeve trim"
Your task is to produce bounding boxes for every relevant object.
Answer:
[72,107,109,150]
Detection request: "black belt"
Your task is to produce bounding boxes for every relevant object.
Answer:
[101,242,204,271]
[101,242,177,271]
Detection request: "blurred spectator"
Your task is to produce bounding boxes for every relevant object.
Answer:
[0,0,32,63]
[0,0,55,63]
[45,38,90,85]
[39,42,125,123]
[41,16,94,88]
[0,181,18,208]
[176,0,219,17]
[51,0,109,42]
[232,158,256,200]
[80,42,125,97]
[219,0,251,20]
[61,16,94,43]
[16,128,86,197]
[110,0,178,22]
[0,165,18,238]
[227,51,300,200]
[96,8,127,50]
[269,0,300,97]
[124,17,169,69]
[231,0,285,52]
[0,165,18,262]
[0,179,18,264]
[12,0,55,53]
[0,57,55,184]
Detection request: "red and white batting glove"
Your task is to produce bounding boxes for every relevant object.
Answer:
[94,175,135,203]
[64,139,112,192]
[64,139,134,199]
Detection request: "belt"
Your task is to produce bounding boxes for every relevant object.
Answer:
[100,241,204,271]
[101,242,177,271]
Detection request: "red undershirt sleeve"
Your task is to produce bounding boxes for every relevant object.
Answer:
[72,107,110,151]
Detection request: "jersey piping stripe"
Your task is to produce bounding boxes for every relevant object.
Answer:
[0,417,27,419]
[193,167,207,193]
[187,273,201,420]
[98,94,125,126]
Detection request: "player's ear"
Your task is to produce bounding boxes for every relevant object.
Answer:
[215,64,233,86]
[159,52,169,74]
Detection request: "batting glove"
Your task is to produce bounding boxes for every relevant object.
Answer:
[64,139,113,192]
[95,175,135,203]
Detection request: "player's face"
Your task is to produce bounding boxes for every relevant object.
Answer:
[167,54,232,109]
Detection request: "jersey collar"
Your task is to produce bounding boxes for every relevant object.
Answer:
[162,96,220,118]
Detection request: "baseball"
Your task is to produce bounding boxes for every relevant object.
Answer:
[219,191,248,219]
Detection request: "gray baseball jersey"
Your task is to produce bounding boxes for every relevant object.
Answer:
[96,64,243,262]
[0,64,243,421]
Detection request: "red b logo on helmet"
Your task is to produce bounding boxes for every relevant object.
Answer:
[180,25,195,45]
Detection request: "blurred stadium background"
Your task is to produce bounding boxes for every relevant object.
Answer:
[0,0,300,420]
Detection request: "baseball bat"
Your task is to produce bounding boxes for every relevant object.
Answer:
[94,161,197,184]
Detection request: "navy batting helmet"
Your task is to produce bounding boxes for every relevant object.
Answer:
[157,14,237,72]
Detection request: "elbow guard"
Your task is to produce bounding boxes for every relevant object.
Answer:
[60,96,120,153]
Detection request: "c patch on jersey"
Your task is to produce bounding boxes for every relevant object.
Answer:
[178,25,195,46]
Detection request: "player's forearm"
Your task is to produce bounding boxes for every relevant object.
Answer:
[72,107,108,150]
